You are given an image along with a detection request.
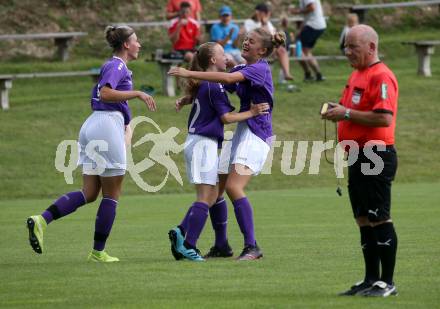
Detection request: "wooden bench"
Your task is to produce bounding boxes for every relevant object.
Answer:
[402,40,440,77]
[0,32,87,61]
[0,70,100,110]
[336,0,440,23]
[152,50,184,97]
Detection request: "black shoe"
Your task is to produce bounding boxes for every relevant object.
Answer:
[204,244,233,258]
[237,244,263,261]
[362,281,398,297]
[316,73,326,82]
[303,73,315,82]
[338,280,374,296]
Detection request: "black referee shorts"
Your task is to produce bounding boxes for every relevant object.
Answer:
[348,145,398,222]
[298,25,325,49]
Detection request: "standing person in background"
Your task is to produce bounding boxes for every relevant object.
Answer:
[168,1,201,64]
[322,25,399,297]
[244,3,294,81]
[26,25,156,263]
[166,0,202,21]
[211,5,245,68]
[339,13,359,54]
[291,0,326,81]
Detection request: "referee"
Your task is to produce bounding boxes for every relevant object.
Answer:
[322,25,399,297]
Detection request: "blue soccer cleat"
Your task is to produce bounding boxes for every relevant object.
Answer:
[168,227,184,260]
[177,243,205,262]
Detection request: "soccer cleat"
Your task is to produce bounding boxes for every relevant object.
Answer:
[338,280,374,296]
[87,250,119,262]
[303,73,315,83]
[316,73,326,82]
[204,244,233,258]
[177,243,205,262]
[26,215,47,254]
[362,281,398,297]
[168,227,185,260]
[237,244,263,261]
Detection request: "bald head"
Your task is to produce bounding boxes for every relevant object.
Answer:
[348,25,379,48]
[344,25,380,69]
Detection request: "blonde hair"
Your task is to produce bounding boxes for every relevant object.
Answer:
[185,42,219,101]
[252,28,286,57]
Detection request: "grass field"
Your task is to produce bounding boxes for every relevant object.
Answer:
[1,28,440,199]
[0,183,439,308]
[1,23,440,308]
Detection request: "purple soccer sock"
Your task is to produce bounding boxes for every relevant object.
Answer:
[178,206,193,234]
[42,191,87,224]
[93,197,118,251]
[185,202,209,248]
[209,197,228,248]
[233,197,256,247]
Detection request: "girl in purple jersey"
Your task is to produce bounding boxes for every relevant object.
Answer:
[26,26,156,262]
[169,29,285,260]
[168,42,269,261]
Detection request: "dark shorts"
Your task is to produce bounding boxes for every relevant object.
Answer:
[348,145,398,222]
[298,25,325,49]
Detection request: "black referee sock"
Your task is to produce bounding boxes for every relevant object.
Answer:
[373,222,398,285]
[359,226,380,283]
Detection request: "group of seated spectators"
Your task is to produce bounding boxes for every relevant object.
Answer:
[165,0,294,79]
[164,0,351,82]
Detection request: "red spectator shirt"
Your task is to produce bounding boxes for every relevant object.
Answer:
[167,0,202,20]
[338,62,398,147]
[168,18,200,51]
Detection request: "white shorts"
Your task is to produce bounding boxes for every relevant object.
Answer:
[184,134,219,185]
[78,111,126,177]
[218,122,270,175]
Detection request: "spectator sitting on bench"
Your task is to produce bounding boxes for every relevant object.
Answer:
[210,5,245,68]
[168,1,201,63]
[244,3,294,80]
[166,0,202,21]
[339,13,359,55]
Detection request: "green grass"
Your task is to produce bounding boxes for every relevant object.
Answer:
[1,28,440,199]
[0,182,439,308]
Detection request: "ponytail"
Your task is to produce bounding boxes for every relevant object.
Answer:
[184,42,218,101]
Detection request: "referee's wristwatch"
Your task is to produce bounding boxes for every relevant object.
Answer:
[344,108,351,120]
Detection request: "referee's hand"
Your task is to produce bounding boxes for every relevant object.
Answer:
[321,103,345,122]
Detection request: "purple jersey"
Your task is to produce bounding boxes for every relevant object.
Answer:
[225,60,274,144]
[188,81,234,146]
[91,56,133,125]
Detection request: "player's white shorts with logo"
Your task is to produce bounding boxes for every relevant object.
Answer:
[78,111,126,177]
[184,134,219,185]
[218,121,270,175]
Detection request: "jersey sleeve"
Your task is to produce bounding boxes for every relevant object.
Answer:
[369,73,397,114]
[208,82,235,116]
[240,62,268,87]
[99,62,126,90]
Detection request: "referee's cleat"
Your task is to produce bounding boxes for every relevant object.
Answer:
[26,215,47,254]
[177,243,205,262]
[87,250,119,263]
[339,280,374,296]
[168,227,184,260]
[362,281,398,297]
[237,244,263,261]
[204,244,233,258]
